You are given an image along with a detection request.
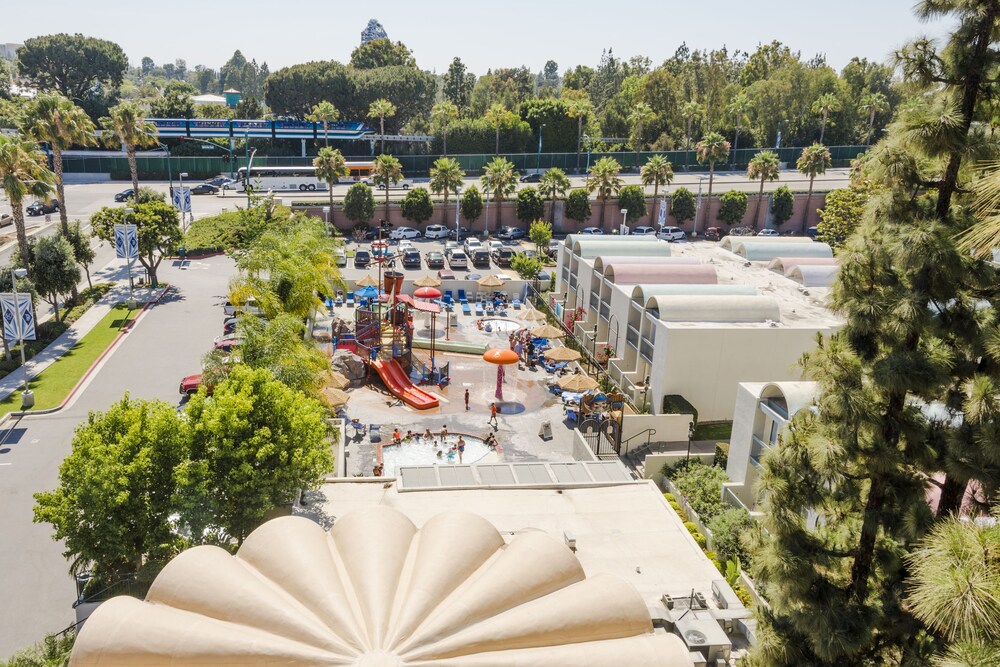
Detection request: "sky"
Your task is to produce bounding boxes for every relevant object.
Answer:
[4,0,954,76]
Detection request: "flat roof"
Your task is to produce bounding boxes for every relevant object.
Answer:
[305,479,728,610]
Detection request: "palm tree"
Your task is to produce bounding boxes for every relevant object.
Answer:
[746,150,781,229]
[312,147,347,224]
[727,91,750,161]
[586,156,624,230]
[565,97,594,173]
[695,132,731,230]
[22,94,95,237]
[0,135,55,268]
[627,102,655,172]
[367,98,397,155]
[796,143,832,226]
[858,91,889,145]
[812,92,842,143]
[371,154,403,228]
[431,101,459,156]
[429,157,464,226]
[681,101,704,170]
[100,102,157,195]
[481,157,518,231]
[640,155,674,225]
[484,103,516,155]
[538,167,571,225]
[307,101,340,147]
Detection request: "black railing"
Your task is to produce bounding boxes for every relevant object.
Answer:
[74,573,152,608]
[621,428,657,451]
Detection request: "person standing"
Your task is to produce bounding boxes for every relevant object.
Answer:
[457,436,466,463]
[488,402,498,428]
[464,388,470,411]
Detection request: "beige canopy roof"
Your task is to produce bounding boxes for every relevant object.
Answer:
[604,263,717,285]
[70,507,691,666]
[645,294,781,323]
[592,256,700,273]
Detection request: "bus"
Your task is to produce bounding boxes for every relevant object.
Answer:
[235,162,375,192]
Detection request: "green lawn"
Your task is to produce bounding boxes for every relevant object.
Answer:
[0,304,139,417]
[693,421,733,441]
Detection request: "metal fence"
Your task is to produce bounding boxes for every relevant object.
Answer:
[61,145,870,181]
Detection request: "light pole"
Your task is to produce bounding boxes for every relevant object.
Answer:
[12,268,32,409]
[619,207,628,236]
[322,206,331,236]
[482,176,490,240]
[583,134,592,173]
[124,207,136,307]
[178,172,189,229]
[693,175,708,238]
[454,186,462,244]
[537,123,546,172]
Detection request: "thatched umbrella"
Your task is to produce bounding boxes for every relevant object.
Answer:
[413,275,442,288]
[476,275,505,288]
[531,324,566,339]
[323,370,351,390]
[557,372,599,392]
[544,346,581,362]
[356,275,379,287]
[519,309,547,322]
[322,387,351,407]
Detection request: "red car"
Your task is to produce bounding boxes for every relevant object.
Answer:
[180,373,203,396]
[214,336,243,352]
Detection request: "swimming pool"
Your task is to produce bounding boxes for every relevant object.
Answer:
[481,318,521,333]
[380,433,500,474]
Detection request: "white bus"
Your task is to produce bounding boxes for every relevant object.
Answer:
[235,162,375,192]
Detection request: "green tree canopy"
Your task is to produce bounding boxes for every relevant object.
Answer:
[181,366,333,545]
[511,253,544,280]
[306,101,340,146]
[566,188,592,224]
[33,395,188,579]
[401,187,434,226]
[515,187,545,225]
[313,147,347,215]
[428,156,464,225]
[770,185,794,226]
[17,34,128,103]
[63,220,96,289]
[815,183,870,246]
[586,156,624,229]
[344,182,374,225]
[717,189,748,226]
[31,234,80,323]
[349,39,416,69]
[671,187,696,224]
[529,220,553,252]
[481,157,518,229]
[618,184,647,224]
[149,81,196,119]
[0,135,55,268]
[90,200,181,287]
[460,185,483,224]
[538,168,571,225]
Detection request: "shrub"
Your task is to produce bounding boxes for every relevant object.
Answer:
[400,187,434,225]
[618,184,647,224]
[717,190,748,226]
[661,394,697,421]
[343,182,374,224]
[714,443,729,469]
[671,187,696,224]
[515,187,545,224]
[663,492,676,502]
[771,185,794,225]
[708,507,753,564]
[691,531,707,549]
[670,462,729,522]
[684,521,699,534]
[565,188,591,224]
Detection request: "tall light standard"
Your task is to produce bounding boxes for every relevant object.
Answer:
[619,207,628,236]
[12,268,32,409]
[454,186,462,244]
[536,123,546,172]
[693,175,708,238]
[124,207,137,307]
[482,175,491,240]
[583,134,593,173]
[178,172,189,229]
[322,206,331,236]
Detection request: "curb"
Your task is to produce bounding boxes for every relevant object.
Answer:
[171,251,227,260]
[4,286,172,419]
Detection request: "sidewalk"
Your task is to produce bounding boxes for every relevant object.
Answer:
[0,281,161,403]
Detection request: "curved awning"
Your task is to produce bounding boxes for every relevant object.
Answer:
[592,256,699,273]
[730,241,834,261]
[604,263,717,285]
[569,238,664,259]
[787,264,839,287]
[719,235,813,251]
[645,294,780,323]
[767,256,838,273]
[629,283,757,306]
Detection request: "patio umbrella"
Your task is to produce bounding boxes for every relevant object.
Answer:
[477,275,505,288]
[557,372,599,392]
[355,285,380,300]
[483,348,520,401]
[413,286,442,300]
[356,275,379,287]
[544,346,581,362]
[531,324,566,339]
[323,370,351,390]
[413,275,442,288]
[322,387,351,408]
[519,309,547,322]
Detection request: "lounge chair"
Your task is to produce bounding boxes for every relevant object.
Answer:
[346,291,355,307]
[335,291,344,306]
[458,289,467,302]
[512,296,521,309]
[462,301,471,315]
[444,290,454,306]
[475,302,484,316]
[369,425,382,443]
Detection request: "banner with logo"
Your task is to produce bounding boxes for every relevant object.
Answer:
[172,187,192,213]
[657,198,667,226]
[114,223,138,260]
[1,293,35,341]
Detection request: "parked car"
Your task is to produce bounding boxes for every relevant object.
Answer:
[631,226,657,236]
[334,248,347,267]
[498,227,526,241]
[397,239,415,253]
[728,226,755,236]
[222,298,260,317]
[390,226,421,240]
[424,224,450,239]
[113,188,135,202]
[204,176,233,188]
[354,250,371,268]
[179,373,205,396]
[26,198,59,216]
[448,250,468,269]
[518,249,539,260]
[472,249,491,267]
[519,173,541,183]
[0,213,11,228]
[448,226,470,240]
[492,247,514,266]
[757,228,779,237]
[580,227,604,235]
[656,226,687,242]
[545,239,562,258]
[190,183,219,195]
[806,226,819,239]
[223,317,239,335]
[402,249,422,268]
[425,251,445,268]
[214,336,243,352]
[437,268,455,280]
[376,179,413,190]
[463,238,483,255]
[488,240,504,252]
[704,227,722,241]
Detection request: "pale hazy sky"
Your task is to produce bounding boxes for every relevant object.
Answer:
[5,0,952,75]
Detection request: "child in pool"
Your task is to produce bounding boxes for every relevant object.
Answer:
[423,428,433,440]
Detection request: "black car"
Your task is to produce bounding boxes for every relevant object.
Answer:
[113,189,135,202]
[425,251,445,269]
[448,226,470,240]
[472,249,491,267]
[401,249,422,269]
[204,177,231,187]
[26,199,59,216]
[519,173,541,183]
[492,247,514,266]
[354,250,371,268]
[190,183,219,195]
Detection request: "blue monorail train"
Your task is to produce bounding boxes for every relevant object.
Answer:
[147,118,373,141]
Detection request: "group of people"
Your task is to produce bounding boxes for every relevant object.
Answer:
[508,331,540,369]
[373,424,500,476]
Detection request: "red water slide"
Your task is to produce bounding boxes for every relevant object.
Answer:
[371,358,440,410]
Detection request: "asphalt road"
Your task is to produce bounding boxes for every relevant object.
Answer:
[0,255,235,659]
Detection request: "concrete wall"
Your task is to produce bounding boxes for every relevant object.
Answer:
[295,191,829,236]
[572,430,599,461]
[620,413,693,453]
[651,325,821,421]
[725,383,766,505]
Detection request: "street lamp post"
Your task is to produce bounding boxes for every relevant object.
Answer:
[454,187,462,244]
[322,206,331,236]
[583,134,592,173]
[693,175,708,238]
[178,172,189,229]
[124,207,136,308]
[482,176,491,240]
[537,123,546,172]
[685,420,695,468]
[619,207,628,236]
[12,267,32,409]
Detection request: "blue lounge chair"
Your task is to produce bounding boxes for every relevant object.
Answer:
[475,302,484,316]
[512,296,521,309]
[462,301,471,315]
[346,291,355,307]
[444,290,454,306]
[369,425,382,443]
[458,289,467,302]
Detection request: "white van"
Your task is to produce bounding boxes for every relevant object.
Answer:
[424,224,450,239]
